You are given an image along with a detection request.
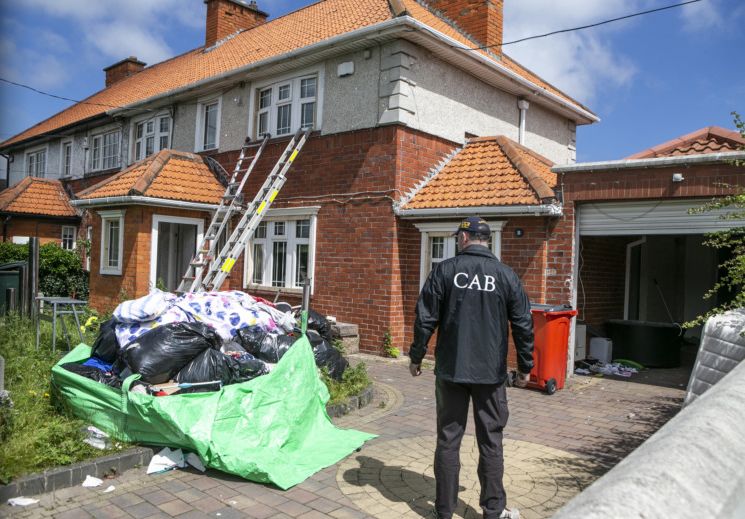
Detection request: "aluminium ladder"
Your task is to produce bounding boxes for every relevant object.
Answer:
[183,126,313,293]
[176,133,270,294]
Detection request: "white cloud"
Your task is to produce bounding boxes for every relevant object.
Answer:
[679,0,726,31]
[86,22,176,65]
[502,1,660,105]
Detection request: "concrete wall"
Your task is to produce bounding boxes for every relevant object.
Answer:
[552,357,745,519]
[685,308,745,406]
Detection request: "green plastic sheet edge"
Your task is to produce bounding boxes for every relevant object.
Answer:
[51,335,376,490]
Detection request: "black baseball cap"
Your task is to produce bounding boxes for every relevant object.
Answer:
[451,216,490,236]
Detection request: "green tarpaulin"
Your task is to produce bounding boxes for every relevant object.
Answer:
[51,335,375,489]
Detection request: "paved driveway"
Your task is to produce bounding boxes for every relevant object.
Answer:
[2,354,685,519]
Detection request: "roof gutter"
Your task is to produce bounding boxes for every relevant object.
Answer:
[109,17,596,124]
[553,151,745,173]
[400,18,599,125]
[71,196,218,212]
[395,204,563,218]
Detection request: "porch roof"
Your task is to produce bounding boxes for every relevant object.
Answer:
[75,149,225,205]
[398,135,557,211]
[0,176,80,217]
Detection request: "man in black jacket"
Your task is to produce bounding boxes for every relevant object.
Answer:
[409,216,534,519]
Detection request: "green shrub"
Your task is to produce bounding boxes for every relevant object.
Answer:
[321,360,372,406]
[0,241,89,299]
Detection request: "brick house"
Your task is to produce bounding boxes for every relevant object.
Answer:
[0,177,81,249]
[0,0,600,361]
[555,126,745,358]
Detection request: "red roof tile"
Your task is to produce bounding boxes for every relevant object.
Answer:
[0,177,80,217]
[402,136,556,209]
[76,149,225,204]
[625,127,745,159]
[2,0,590,147]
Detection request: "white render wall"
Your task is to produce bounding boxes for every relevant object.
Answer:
[3,37,581,187]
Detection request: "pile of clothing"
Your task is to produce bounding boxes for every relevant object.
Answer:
[61,290,348,394]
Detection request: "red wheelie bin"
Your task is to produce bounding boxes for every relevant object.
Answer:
[524,304,578,394]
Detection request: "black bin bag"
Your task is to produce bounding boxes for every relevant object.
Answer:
[237,328,297,364]
[307,330,348,382]
[91,319,120,363]
[174,349,232,393]
[61,363,122,389]
[174,349,270,393]
[307,309,331,343]
[118,322,222,384]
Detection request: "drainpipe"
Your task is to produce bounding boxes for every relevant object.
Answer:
[517,99,529,145]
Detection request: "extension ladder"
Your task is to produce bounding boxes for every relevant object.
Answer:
[181,126,313,293]
[176,134,270,294]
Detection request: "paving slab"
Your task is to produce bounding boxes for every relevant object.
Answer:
[1,354,685,519]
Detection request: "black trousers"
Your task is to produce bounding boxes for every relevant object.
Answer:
[434,377,509,519]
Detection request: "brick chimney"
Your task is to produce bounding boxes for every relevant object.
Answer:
[428,0,504,56]
[103,57,146,88]
[204,0,268,48]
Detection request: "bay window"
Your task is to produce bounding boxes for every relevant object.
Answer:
[247,212,317,290]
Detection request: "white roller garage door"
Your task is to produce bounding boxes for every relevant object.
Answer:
[579,199,738,236]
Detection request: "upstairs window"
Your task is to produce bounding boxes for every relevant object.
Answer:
[27,150,46,178]
[92,131,120,171]
[62,142,72,177]
[196,97,221,151]
[134,116,170,161]
[255,74,318,138]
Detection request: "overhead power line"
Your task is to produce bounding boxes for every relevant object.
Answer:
[475,0,702,50]
[0,77,120,109]
[0,0,702,109]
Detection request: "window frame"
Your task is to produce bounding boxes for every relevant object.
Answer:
[61,226,76,251]
[91,130,120,171]
[26,148,47,178]
[98,209,126,275]
[149,214,204,292]
[133,114,171,161]
[414,221,505,288]
[245,207,320,293]
[61,141,72,177]
[195,96,221,152]
[250,67,323,139]
[86,225,92,271]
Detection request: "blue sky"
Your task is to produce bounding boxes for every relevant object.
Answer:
[0,0,743,164]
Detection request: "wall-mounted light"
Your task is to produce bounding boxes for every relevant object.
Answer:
[514,229,524,237]
[672,173,684,182]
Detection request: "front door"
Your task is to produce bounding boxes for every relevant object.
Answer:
[151,215,203,292]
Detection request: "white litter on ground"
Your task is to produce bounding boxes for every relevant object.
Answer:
[147,447,186,474]
[7,497,39,506]
[82,475,103,488]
